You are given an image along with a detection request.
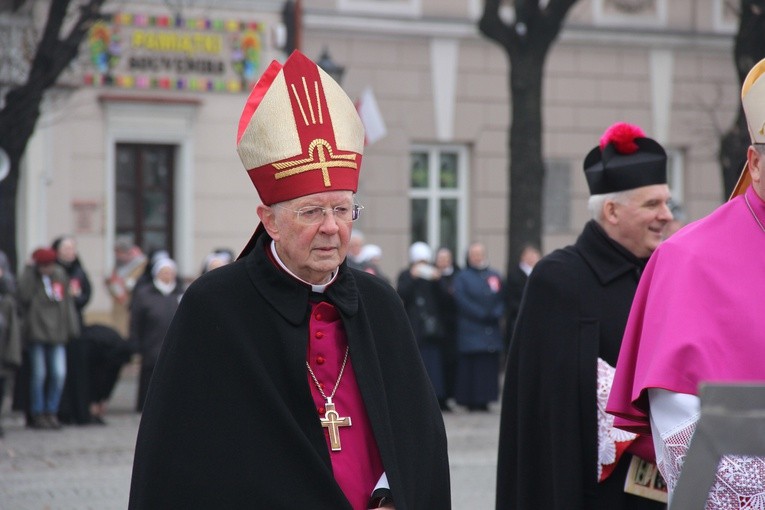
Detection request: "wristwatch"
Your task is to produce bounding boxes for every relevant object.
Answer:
[368,488,393,508]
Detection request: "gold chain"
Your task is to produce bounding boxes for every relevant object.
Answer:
[306,345,350,401]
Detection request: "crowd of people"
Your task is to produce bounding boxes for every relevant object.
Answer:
[345,232,530,415]
[0,236,234,433]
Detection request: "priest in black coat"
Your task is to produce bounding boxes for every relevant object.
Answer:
[129,50,450,510]
[496,123,673,510]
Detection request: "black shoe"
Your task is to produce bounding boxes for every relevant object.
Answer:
[44,414,62,430]
[90,415,107,425]
[0,424,4,438]
[438,399,453,412]
[30,415,49,429]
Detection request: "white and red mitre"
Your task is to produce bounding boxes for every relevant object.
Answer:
[731,57,765,198]
[236,50,365,205]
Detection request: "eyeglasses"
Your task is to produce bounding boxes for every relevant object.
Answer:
[275,203,364,225]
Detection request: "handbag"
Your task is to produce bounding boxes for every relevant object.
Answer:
[415,295,444,345]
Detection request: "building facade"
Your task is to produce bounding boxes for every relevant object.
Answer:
[1,0,740,322]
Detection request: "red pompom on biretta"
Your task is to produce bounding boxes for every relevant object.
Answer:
[599,122,646,154]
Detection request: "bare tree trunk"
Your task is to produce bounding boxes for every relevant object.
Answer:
[480,0,577,266]
[508,51,545,262]
[479,0,578,348]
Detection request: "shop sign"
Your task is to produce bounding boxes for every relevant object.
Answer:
[82,12,264,93]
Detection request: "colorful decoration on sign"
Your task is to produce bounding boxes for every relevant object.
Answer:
[82,12,264,93]
[231,31,261,84]
[88,21,121,75]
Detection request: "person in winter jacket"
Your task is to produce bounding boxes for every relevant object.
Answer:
[18,247,80,430]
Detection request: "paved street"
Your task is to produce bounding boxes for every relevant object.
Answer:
[0,365,500,509]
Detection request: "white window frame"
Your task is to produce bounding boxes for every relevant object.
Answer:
[666,147,685,209]
[337,0,421,18]
[542,159,572,234]
[409,144,469,260]
[712,0,737,34]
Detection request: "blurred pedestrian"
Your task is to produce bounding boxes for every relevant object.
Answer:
[346,230,366,270]
[0,249,22,437]
[52,236,91,326]
[83,323,133,424]
[453,242,504,412]
[504,243,541,353]
[105,237,147,337]
[199,247,234,276]
[129,256,183,412]
[359,244,390,284]
[18,247,80,430]
[397,242,450,411]
[434,246,459,408]
[52,235,94,425]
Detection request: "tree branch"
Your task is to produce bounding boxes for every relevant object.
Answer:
[28,0,106,90]
[544,0,580,24]
[479,0,514,49]
[536,0,579,49]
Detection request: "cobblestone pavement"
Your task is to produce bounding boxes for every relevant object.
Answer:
[0,365,500,509]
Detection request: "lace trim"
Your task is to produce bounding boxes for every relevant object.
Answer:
[659,419,765,508]
[597,358,637,481]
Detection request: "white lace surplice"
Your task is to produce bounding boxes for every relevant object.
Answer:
[597,358,637,481]
[649,388,765,509]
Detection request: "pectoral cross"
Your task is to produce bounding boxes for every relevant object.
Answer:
[320,398,352,451]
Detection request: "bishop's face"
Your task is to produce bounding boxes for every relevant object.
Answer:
[260,190,354,285]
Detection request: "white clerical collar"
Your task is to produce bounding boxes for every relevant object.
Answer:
[270,240,337,293]
[519,261,534,276]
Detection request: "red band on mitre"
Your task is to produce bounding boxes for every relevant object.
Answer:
[236,50,364,205]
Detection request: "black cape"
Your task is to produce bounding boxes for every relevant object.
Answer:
[129,232,451,509]
[496,221,665,510]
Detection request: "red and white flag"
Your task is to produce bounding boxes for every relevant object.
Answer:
[356,87,387,146]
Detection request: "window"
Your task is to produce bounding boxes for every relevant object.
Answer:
[409,145,468,258]
[337,0,421,17]
[666,148,685,216]
[712,0,737,35]
[543,159,572,233]
[116,143,176,255]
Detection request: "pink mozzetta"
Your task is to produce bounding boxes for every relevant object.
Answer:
[607,185,765,435]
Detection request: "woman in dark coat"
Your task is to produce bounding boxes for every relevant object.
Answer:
[452,242,504,411]
[434,247,460,406]
[396,242,450,411]
[130,256,183,412]
[52,236,94,424]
